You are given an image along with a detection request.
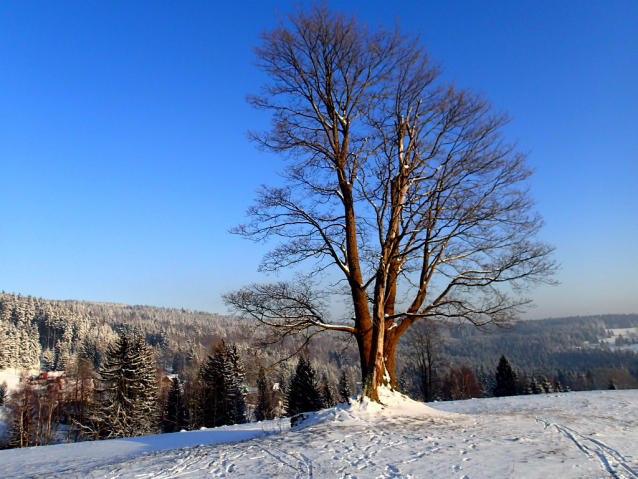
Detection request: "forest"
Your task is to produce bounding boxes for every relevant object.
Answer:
[1,291,637,448]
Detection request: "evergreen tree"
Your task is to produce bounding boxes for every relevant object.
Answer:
[255,366,276,421]
[493,355,519,397]
[197,341,246,428]
[540,376,554,393]
[97,333,159,438]
[163,378,189,433]
[0,295,41,370]
[338,370,352,405]
[286,356,323,417]
[0,381,7,406]
[41,348,56,372]
[529,377,543,394]
[321,382,337,408]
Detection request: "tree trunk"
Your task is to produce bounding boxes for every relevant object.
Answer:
[383,329,400,389]
[360,312,395,402]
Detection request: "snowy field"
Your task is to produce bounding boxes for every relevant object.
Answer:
[598,328,638,352]
[1,389,637,479]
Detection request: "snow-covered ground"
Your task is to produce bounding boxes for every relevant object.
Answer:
[596,328,638,352]
[1,388,637,478]
[0,370,25,440]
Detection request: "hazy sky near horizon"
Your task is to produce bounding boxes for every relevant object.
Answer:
[1,1,636,320]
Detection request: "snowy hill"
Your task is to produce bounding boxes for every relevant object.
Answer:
[1,389,637,478]
[598,327,638,353]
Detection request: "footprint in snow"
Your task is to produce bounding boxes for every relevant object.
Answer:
[386,464,400,474]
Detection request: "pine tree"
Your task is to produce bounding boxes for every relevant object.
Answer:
[197,341,246,428]
[97,333,159,438]
[255,367,276,421]
[338,370,352,405]
[286,356,323,418]
[493,355,519,397]
[163,378,189,433]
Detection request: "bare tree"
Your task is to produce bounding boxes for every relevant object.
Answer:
[403,319,443,402]
[442,365,483,400]
[224,4,556,402]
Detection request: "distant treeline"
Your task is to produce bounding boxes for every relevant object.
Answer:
[2,290,637,396]
[440,314,638,374]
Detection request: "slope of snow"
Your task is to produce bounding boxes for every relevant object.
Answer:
[0,420,287,477]
[0,370,27,392]
[1,389,637,478]
[597,328,638,352]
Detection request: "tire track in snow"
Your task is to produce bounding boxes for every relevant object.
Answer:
[536,418,638,479]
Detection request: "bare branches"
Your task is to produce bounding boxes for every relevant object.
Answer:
[227,4,557,399]
[223,279,356,335]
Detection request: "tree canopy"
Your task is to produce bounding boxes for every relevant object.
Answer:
[224,4,556,402]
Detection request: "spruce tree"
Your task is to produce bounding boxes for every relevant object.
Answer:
[540,376,553,393]
[529,377,543,394]
[0,381,7,406]
[286,356,323,418]
[197,341,246,428]
[338,370,352,405]
[321,382,337,408]
[97,333,159,438]
[255,366,276,421]
[163,378,189,433]
[493,355,519,397]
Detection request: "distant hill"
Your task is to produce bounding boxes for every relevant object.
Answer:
[422,314,638,390]
[2,291,637,391]
[0,292,358,386]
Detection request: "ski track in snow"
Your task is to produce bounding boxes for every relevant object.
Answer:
[536,417,638,479]
[2,390,637,478]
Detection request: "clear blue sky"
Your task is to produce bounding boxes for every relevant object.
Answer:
[1,1,636,320]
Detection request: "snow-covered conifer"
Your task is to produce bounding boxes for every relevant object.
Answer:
[41,348,56,371]
[540,377,553,393]
[529,377,543,394]
[96,333,159,438]
[0,380,7,405]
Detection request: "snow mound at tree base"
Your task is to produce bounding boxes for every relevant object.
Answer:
[292,387,456,429]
